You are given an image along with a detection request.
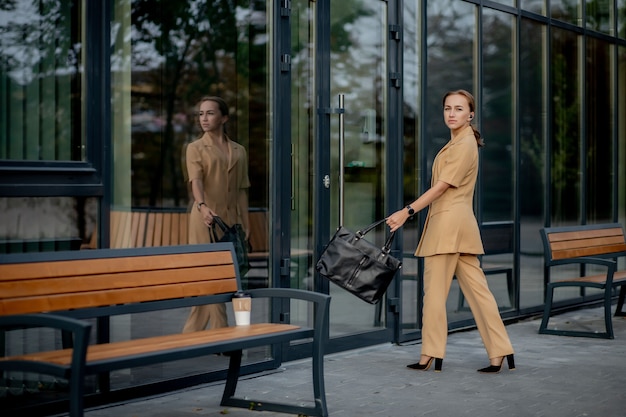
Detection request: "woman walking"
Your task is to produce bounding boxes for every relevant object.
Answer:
[386,90,515,373]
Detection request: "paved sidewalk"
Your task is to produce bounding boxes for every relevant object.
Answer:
[86,306,626,417]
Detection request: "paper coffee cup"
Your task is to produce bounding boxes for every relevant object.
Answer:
[232,292,251,326]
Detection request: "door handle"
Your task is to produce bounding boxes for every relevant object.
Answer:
[338,93,345,226]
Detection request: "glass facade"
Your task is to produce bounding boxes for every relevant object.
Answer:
[2,0,626,411]
[0,1,85,162]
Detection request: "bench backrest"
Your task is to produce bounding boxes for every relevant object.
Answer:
[541,223,626,264]
[0,243,238,316]
[108,207,190,249]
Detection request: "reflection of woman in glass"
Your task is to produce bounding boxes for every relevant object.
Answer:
[182,96,250,333]
[386,90,514,373]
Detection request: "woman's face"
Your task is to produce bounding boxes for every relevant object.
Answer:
[198,100,227,133]
[443,94,474,134]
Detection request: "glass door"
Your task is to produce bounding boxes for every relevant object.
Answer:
[289,0,392,349]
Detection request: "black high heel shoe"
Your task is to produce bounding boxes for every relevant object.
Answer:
[477,354,515,373]
[407,357,443,372]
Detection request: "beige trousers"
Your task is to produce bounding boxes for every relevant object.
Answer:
[182,303,228,333]
[421,253,514,359]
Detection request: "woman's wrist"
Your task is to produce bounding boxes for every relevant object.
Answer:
[197,201,206,211]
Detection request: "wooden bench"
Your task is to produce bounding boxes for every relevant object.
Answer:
[539,223,626,339]
[0,243,331,417]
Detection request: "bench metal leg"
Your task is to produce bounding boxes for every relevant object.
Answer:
[220,345,328,417]
[538,284,554,335]
[311,326,329,417]
[615,285,626,317]
[603,288,615,339]
[539,283,614,339]
[69,373,85,417]
[220,350,243,404]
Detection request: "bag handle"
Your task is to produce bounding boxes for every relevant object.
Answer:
[355,218,396,255]
[209,216,230,242]
[212,216,230,233]
[355,218,388,237]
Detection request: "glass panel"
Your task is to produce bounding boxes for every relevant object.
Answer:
[520,0,546,15]
[550,28,583,303]
[0,0,85,161]
[586,0,613,34]
[328,0,387,336]
[401,0,421,334]
[620,0,626,38]
[290,0,314,293]
[0,196,94,253]
[481,9,515,311]
[291,0,389,338]
[482,9,514,223]
[550,28,582,225]
[585,37,613,223]
[425,0,476,323]
[108,0,271,388]
[551,0,583,26]
[288,0,315,346]
[519,18,547,309]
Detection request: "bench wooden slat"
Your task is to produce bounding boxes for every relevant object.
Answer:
[548,235,624,250]
[137,211,148,247]
[129,211,140,247]
[168,213,179,245]
[179,212,189,245]
[144,212,157,247]
[152,212,164,247]
[162,212,173,246]
[546,227,624,243]
[1,324,300,366]
[0,265,236,298]
[0,280,238,315]
[551,243,626,260]
[112,211,132,248]
[554,270,626,285]
[0,251,233,281]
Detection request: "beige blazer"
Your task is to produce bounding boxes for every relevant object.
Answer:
[415,125,484,257]
[186,134,251,244]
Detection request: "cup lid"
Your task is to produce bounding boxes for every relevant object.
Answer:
[232,291,249,298]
